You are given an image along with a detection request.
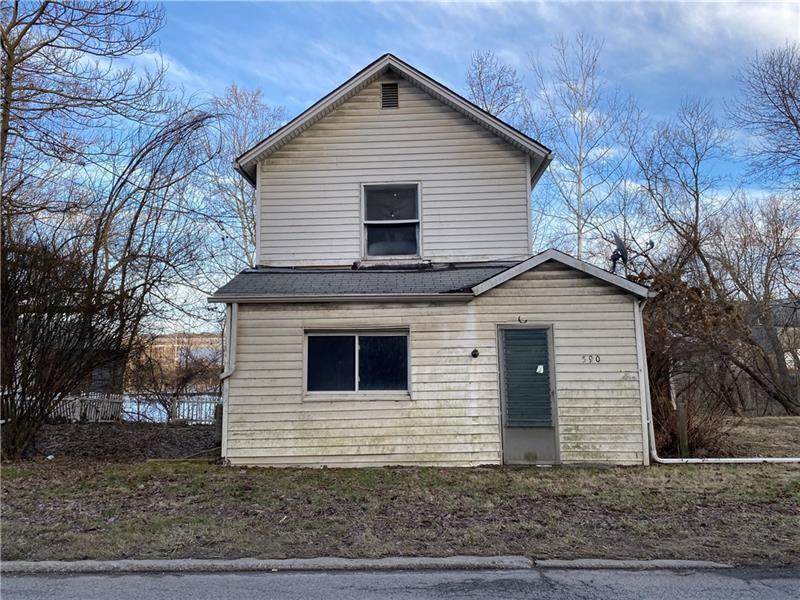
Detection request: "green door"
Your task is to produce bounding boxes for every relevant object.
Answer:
[501,328,557,464]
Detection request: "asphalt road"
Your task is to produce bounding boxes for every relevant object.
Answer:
[3,568,799,600]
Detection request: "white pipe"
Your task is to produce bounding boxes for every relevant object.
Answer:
[218,302,238,462]
[637,299,800,465]
[220,303,238,381]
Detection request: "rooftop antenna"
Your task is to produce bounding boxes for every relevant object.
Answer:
[610,232,629,274]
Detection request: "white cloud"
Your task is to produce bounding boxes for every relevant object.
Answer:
[369,1,799,77]
[157,1,800,120]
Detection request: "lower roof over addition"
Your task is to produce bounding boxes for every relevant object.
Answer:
[208,249,650,304]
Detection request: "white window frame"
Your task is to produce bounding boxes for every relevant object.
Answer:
[303,330,411,396]
[361,182,422,260]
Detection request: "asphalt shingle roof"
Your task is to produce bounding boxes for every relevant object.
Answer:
[211,263,514,300]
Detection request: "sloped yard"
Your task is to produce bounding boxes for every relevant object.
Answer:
[2,459,798,566]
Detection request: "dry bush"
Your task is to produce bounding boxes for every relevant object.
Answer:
[643,271,747,456]
[651,376,740,458]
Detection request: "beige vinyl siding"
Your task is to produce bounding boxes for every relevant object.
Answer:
[226,262,646,467]
[258,77,530,266]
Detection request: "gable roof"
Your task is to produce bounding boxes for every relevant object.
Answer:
[235,53,552,186]
[471,249,650,299]
[209,250,649,303]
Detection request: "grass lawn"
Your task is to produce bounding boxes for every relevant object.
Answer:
[2,460,798,566]
[731,417,800,457]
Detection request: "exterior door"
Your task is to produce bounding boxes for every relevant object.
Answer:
[500,327,558,464]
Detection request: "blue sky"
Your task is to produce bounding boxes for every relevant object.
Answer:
[156,1,799,124]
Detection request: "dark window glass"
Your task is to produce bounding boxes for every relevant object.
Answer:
[366,223,417,256]
[307,336,355,391]
[365,186,417,221]
[358,336,408,390]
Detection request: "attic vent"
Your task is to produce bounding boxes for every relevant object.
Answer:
[381,83,399,108]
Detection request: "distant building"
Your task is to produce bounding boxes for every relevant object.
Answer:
[148,333,221,365]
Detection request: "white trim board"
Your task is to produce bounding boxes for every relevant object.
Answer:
[471,249,650,299]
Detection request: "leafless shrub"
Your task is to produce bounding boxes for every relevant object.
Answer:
[651,380,739,458]
[126,336,221,423]
[1,240,138,457]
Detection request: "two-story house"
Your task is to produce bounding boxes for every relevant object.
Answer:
[210,54,652,467]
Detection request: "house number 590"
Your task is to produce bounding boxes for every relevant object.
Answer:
[582,355,601,364]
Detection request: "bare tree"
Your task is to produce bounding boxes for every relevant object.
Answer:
[201,85,284,275]
[0,2,220,457]
[633,98,800,415]
[728,43,800,191]
[466,51,525,121]
[524,33,637,259]
[0,1,169,235]
[633,98,733,286]
[1,107,215,458]
[710,194,800,414]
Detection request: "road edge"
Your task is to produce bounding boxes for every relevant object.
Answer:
[1,556,532,574]
[0,557,735,575]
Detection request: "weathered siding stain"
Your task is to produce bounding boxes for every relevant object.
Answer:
[258,76,530,266]
[226,262,645,467]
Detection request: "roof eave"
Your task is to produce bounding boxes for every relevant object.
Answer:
[234,162,256,187]
[207,292,475,304]
[234,55,395,181]
[471,249,650,299]
[530,152,553,186]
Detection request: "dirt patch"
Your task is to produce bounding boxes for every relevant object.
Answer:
[729,417,800,458]
[1,461,798,566]
[33,423,217,461]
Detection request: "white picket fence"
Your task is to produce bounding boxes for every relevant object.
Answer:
[51,393,221,425]
[124,394,221,424]
[51,393,125,423]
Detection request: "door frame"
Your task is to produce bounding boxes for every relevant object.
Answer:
[496,324,561,465]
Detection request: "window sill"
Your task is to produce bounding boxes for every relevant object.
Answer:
[359,257,425,265]
[302,392,412,403]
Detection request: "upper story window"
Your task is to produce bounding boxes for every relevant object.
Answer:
[363,184,420,257]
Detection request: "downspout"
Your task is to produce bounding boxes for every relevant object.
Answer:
[219,303,238,460]
[220,303,238,381]
[636,298,800,465]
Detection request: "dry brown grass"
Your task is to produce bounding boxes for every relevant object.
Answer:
[2,460,798,566]
[728,417,800,458]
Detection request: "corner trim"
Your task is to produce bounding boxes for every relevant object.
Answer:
[254,162,261,267]
[633,298,651,466]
